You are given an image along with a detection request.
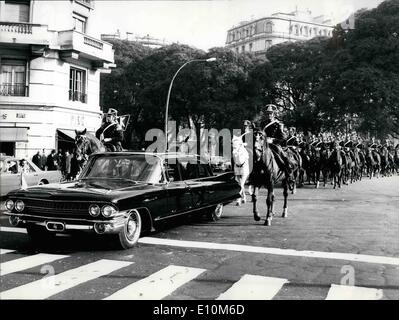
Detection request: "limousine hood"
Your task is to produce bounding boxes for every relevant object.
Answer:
[7,179,163,202]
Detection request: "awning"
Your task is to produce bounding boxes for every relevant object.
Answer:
[0,127,29,142]
[57,129,76,143]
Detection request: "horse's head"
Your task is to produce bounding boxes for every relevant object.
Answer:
[74,129,90,159]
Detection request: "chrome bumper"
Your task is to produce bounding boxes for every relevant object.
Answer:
[5,212,128,235]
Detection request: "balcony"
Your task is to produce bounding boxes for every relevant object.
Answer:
[0,22,50,46]
[58,30,114,65]
[74,0,95,9]
[0,84,28,97]
[69,90,87,103]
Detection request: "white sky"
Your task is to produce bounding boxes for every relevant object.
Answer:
[93,0,385,51]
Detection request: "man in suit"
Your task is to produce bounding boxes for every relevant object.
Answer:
[40,149,47,170]
[32,151,41,168]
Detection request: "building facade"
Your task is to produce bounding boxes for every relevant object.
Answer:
[0,0,114,158]
[101,30,170,49]
[225,9,334,56]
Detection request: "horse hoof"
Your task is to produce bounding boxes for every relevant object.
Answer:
[282,209,288,218]
[264,219,272,226]
[253,213,261,221]
[236,202,241,206]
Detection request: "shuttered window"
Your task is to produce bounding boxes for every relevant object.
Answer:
[69,67,87,103]
[0,59,27,96]
[73,12,87,33]
[4,0,30,23]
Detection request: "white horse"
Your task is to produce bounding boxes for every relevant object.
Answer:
[232,135,250,206]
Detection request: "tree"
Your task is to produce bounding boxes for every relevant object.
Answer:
[261,0,399,138]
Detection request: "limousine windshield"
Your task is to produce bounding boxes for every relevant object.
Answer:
[82,154,163,184]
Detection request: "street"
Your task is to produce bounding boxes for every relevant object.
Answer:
[0,176,398,300]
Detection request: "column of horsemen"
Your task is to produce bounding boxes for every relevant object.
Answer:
[230,103,399,225]
[93,105,399,186]
[236,104,399,194]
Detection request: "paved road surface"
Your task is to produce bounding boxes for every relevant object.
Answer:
[1,176,398,300]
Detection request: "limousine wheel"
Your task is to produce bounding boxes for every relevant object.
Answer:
[117,210,142,249]
[208,203,223,221]
[27,225,55,246]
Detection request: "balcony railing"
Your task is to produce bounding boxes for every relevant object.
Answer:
[0,22,32,34]
[0,84,28,97]
[84,36,103,49]
[58,30,114,64]
[69,90,87,103]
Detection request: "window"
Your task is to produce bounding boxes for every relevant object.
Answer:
[265,22,273,33]
[0,59,27,96]
[69,67,87,103]
[73,12,87,33]
[241,45,245,52]
[165,162,182,182]
[4,0,30,23]
[198,164,211,178]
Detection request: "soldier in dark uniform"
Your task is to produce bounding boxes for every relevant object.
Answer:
[96,108,124,151]
[286,127,299,147]
[253,104,293,178]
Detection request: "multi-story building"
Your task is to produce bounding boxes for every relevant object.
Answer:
[225,9,334,56]
[101,30,170,49]
[0,0,115,158]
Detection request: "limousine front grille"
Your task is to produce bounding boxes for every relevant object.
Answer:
[24,199,89,211]
[23,199,91,219]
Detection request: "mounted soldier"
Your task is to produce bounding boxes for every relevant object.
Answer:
[252,104,294,181]
[96,108,124,152]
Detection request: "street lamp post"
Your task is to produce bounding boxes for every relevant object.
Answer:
[164,57,216,152]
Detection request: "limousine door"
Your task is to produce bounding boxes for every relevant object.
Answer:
[179,160,207,209]
[164,162,194,217]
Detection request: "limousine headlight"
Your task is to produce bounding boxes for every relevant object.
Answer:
[89,204,101,217]
[102,205,117,218]
[15,200,25,212]
[5,200,14,211]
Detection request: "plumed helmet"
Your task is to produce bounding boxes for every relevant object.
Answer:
[107,108,118,116]
[243,120,252,126]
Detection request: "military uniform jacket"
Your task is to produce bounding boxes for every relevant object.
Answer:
[263,120,287,145]
[96,122,123,144]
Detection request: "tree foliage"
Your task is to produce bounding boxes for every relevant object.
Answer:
[100,0,399,146]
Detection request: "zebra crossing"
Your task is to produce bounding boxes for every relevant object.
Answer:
[0,249,386,300]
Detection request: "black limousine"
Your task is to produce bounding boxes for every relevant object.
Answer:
[4,152,241,249]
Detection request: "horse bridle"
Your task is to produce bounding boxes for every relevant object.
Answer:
[75,134,90,158]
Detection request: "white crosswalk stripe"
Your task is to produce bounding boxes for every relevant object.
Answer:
[0,250,387,300]
[105,265,205,300]
[0,253,69,276]
[0,259,132,300]
[0,249,15,255]
[217,274,288,300]
[325,284,383,300]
